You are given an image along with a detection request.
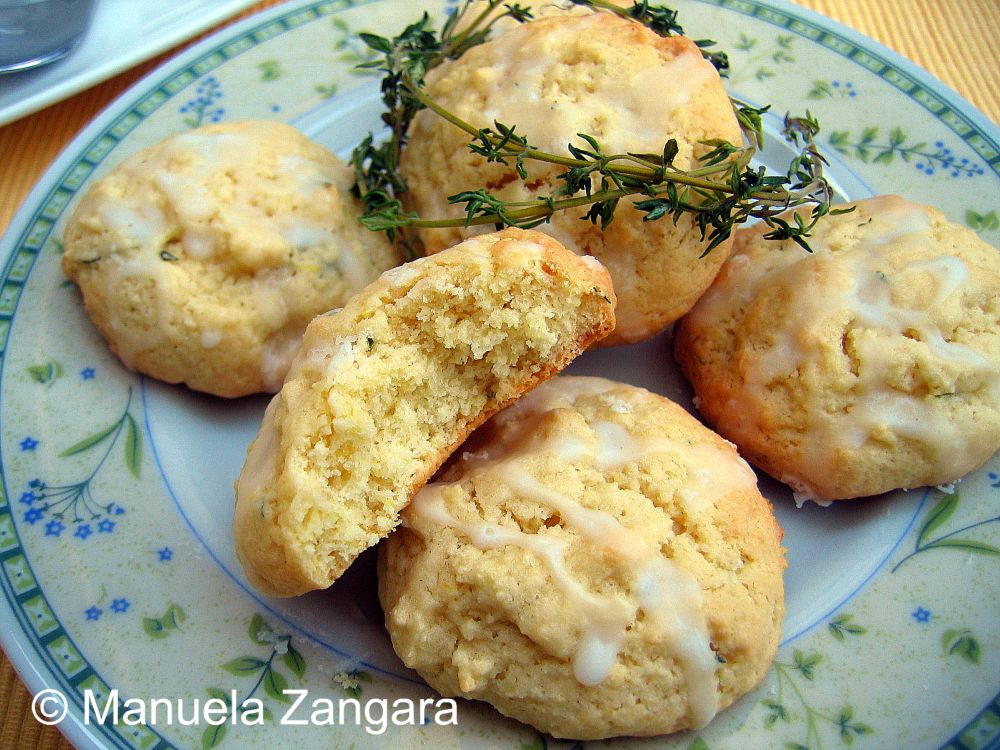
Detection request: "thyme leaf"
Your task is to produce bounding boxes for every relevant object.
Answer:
[349,0,838,258]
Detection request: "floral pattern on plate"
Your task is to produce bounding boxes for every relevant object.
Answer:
[0,1,997,749]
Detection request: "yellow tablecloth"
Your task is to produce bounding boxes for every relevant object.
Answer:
[0,1,997,748]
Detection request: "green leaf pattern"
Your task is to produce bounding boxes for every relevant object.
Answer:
[729,33,796,84]
[942,629,981,665]
[333,669,371,699]
[827,614,867,641]
[22,388,142,532]
[828,127,984,177]
[258,59,282,81]
[59,422,119,458]
[917,493,958,546]
[18,12,996,750]
[893,491,1000,572]
[966,209,999,231]
[763,650,873,749]
[202,614,306,747]
[57,390,142,477]
[142,603,186,639]
[124,414,142,478]
[201,722,226,750]
[27,361,63,386]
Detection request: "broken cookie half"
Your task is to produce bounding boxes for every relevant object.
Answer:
[234,228,616,597]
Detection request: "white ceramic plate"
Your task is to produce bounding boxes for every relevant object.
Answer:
[1,1,998,748]
[0,0,258,126]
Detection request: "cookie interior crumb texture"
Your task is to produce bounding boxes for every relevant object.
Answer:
[61,120,402,398]
[234,229,616,597]
[676,194,1000,503]
[400,11,742,345]
[379,376,786,740]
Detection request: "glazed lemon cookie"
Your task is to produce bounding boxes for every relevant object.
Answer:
[62,120,403,398]
[675,195,1000,503]
[456,0,613,33]
[400,12,742,344]
[379,376,785,740]
[234,229,616,597]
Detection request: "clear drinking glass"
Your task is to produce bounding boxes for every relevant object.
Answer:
[0,0,97,73]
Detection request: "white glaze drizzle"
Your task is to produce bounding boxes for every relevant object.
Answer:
[260,328,303,393]
[200,330,222,349]
[92,125,365,378]
[406,376,742,727]
[727,199,997,501]
[236,395,280,508]
[473,16,716,155]
[411,485,634,688]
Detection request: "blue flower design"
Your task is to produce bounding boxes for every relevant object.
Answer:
[179,75,225,127]
[157,547,173,562]
[85,606,102,621]
[989,471,1000,488]
[19,437,38,451]
[24,389,139,544]
[831,80,856,97]
[912,606,931,623]
[830,128,984,178]
[22,507,44,525]
[914,142,986,178]
[80,367,96,380]
[110,598,130,614]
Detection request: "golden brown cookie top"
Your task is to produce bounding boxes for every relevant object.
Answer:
[677,195,1000,501]
[382,375,785,739]
[420,14,718,156]
[62,120,402,397]
[401,11,741,344]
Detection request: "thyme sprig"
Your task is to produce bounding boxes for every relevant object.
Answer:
[567,0,730,73]
[349,0,838,258]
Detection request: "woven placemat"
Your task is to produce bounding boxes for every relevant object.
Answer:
[806,0,999,124]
